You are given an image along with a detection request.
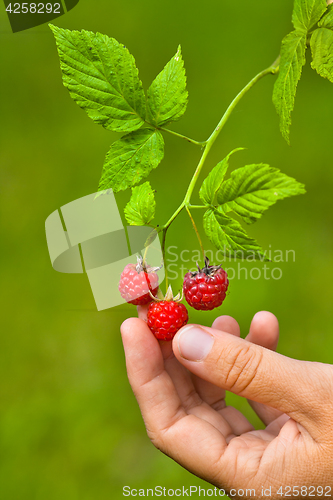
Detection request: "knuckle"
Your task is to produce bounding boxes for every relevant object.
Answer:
[221,343,263,395]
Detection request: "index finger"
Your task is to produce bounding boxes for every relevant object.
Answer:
[137,304,149,321]
[120,317,228,481]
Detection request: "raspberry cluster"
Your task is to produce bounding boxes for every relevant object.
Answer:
[119,255,228,341]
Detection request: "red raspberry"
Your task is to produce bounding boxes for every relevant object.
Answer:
[147,286,188,340]
[147,300,188,341]
[183,257,229,311]
[119,256,159,305]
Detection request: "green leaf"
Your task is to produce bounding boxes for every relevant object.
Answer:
[311,27,333,82]
[272,31,307,144]
[50,25,146,133]
[199,148,244,206]
[98,129,164,193]
[147,46,188,126]
[124,182,156,226]
[203,209,268,261]
[318,4,333,28]
[216,164,306,224]
[292,0,327,32]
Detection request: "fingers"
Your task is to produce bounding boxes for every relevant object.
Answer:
[136,306,203,414]
[136,309,249,437]
[193,315,254,436]
[212,315,241,337]
[265,414,291,436]
[137,304,149,321]
[246,311,279,351]
[120,317,228,482]
[121,317,186,432]
[159,340,204,410]
[218,406,254,438]
[213,313,282,426]
[248,401,283,427]
[160,346,237,439]
[192,315,240,407]
[144,324,240,440]
[172,323,332,440]
[245,311,282,425]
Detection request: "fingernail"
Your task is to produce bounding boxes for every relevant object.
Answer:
[178,326,214,361]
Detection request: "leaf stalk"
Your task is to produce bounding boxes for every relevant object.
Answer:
[185,206,205,260]
[158,126,206,146]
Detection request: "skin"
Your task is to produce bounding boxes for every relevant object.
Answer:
[121,310,333,498]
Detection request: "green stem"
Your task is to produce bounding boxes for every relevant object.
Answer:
[183,56,280,206]
[143,244,149,263]
[185,206,205,260]
[188,205,206,209]
[159,56,280,282]
[158,126,206,146]
[183,146,210,204]
[163,203,186,229]
[161,228,168,289]
[205,56,280,149]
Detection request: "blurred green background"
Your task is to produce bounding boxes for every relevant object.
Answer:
[1,0,333,498]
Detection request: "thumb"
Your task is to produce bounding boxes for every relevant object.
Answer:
[172,324,332,436]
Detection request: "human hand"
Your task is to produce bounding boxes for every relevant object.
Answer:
[121,311,333,496]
